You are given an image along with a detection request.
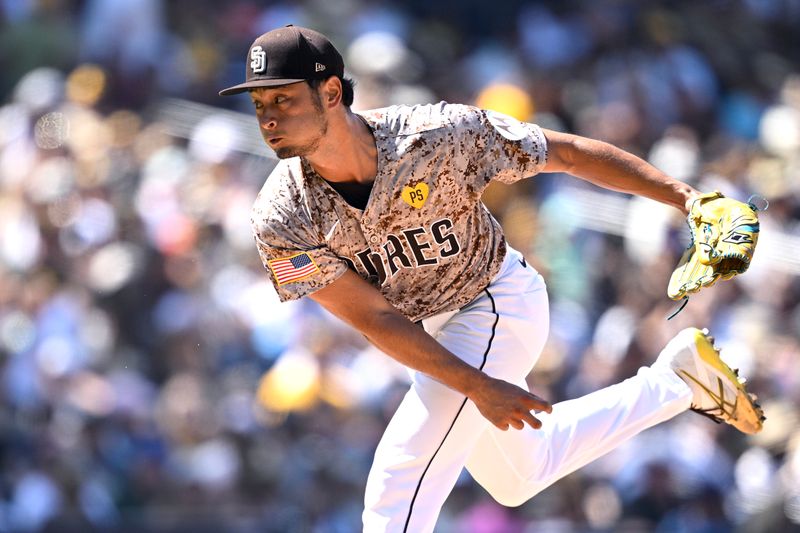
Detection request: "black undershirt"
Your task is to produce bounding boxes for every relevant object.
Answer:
[325,179,374,210]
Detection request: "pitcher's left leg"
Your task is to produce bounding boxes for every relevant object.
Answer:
[362,373,493,533]
[363,290,510,532]
[363,249,551,531]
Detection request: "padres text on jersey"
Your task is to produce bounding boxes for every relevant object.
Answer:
[251,102,547,322]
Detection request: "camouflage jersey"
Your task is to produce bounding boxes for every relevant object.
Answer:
[251,102,548,322]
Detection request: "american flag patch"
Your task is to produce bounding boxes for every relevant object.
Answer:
[267,252,319,285]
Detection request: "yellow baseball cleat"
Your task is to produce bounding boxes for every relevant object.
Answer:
[655,327,765,434]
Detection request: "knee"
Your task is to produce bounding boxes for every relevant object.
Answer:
[490,491,530,508]
[485,480,540,508]
[492,494,528,508]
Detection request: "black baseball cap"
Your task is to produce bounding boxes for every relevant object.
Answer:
[219,25,344,96]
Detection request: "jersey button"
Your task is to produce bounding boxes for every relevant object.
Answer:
[369,235,379,244]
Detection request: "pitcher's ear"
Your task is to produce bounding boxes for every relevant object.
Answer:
[322,76,342,107]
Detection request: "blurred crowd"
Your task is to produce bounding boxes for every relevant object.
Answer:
[1,0,800,532]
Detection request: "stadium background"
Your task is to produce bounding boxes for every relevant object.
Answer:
[1,0,799,531]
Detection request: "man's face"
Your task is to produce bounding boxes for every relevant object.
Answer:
[250,82,328,159]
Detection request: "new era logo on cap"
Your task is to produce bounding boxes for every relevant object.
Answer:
[315,62,326,72]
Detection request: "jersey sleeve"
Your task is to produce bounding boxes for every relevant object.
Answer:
[450,104,548,186]
[251,201,348,302]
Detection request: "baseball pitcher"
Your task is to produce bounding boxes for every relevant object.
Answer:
[220,25,764,533]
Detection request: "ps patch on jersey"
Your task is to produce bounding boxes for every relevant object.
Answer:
[401,183,429,209]
[268,252,319,285]
[486,110,528,141]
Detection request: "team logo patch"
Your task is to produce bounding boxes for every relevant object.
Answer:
[402,183,429,209]
[486,110,528,141]
[267,252,319,285]
[250,46,266,73]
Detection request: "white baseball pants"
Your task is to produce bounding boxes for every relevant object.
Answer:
[362,246,693,532]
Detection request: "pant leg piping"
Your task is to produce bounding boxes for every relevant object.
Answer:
[402,289,498,532]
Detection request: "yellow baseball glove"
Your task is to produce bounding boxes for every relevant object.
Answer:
[668,192,761,300]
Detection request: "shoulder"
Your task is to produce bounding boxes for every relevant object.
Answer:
[251,158,305,235]
[358,102,484,137]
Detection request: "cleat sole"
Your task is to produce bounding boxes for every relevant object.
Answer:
[734,390,764,435]
[692,329,764,434]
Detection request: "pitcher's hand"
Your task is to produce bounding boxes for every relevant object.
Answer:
[469,375,552,431]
